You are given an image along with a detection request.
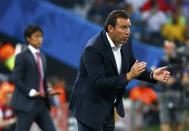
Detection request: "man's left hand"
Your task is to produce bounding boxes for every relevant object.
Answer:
[48,91,61,96]
[153,66,170,83]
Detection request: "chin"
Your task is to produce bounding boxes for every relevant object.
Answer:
[34,46,41,49]
[122,41,127,44]
[37,45,42,48]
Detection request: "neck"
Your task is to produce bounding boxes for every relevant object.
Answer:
[29,45,40,50]
[107,32,119,47]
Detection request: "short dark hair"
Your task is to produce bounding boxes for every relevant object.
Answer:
[104,10,130,32]
[24,25,43,43]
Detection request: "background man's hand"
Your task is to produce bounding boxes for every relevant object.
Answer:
[48,91,61,96]
[31,91,44,98]
[127,60,147,80]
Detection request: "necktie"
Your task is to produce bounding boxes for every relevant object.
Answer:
[36,52,44,94]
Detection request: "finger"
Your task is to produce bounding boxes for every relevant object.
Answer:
[163,79,169,83]
[162,77,168,82]
[134,60,139,65]
[165,73,170,77]
[165,78,169,82]
[158,66,168,71]
[137,68,146,74]
[134,62,146,69]
[137,66,146,72]
[165,77,170,82]
[166,71,170,75]
[31,94,39,98]
[131,60,138,69]
[163,75,170,80]
[136,63,147,71]
[162,70,170,74]
[163,76,169,81]
[163,75,170,81]
[164,72,171,78]
[136,61,146,66]
[139,62,147,66]
[139,62,147,65]
[34,92,41,97]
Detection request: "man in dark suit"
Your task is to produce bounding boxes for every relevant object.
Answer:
[69,10,170,131]
[11,25,56,131]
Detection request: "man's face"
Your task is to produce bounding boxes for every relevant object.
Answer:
[108,18,131,45]
[27,31,43,49]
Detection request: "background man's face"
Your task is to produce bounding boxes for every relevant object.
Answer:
[164,41,175,57]
[27,31,43,49]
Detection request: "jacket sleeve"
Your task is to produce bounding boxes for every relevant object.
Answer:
[83,46,129,91]
[137,70,157,83]
[12,53,31,95]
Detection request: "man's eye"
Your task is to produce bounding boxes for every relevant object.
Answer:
[120,27,129,30]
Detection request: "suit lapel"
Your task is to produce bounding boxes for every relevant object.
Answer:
[101,30,131,74]
[106,47,119,74]
[26,49,39,75]
[40,53,46,75]
[26,48,46,76]
[121,45,128,73]
[101,31,118,74]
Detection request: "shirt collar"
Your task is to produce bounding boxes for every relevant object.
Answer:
[28,45,40,54]
[106,32,122,49]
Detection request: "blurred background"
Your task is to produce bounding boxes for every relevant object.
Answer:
[0,0,189,131]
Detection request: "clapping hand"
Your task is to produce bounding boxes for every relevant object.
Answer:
[153,66,170,83]
[127,60,147,80]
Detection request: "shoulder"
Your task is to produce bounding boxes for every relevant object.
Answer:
[86,32,101,46]
[15,48,30,60]
[40,51,45,57]
[85,31,106,52]
[40,51,46,61]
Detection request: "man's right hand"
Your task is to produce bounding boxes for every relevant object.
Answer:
[31,92,44,97]
[126,60,146,80]
[29,89,44,97]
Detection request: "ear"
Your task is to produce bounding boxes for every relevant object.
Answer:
[26,37,30,43]
[107,25,114,33]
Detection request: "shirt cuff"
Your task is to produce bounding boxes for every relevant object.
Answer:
[150,71,154,80]
[29,89,37,97]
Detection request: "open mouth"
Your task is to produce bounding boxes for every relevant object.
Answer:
[124,37,128,41]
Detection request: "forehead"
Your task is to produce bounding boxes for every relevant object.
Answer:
[116,18,131,26]
[33,31,42,34]
[30,31,43,37]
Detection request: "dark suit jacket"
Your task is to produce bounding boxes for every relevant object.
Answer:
[11,48,50,112]
[69,30,156,128]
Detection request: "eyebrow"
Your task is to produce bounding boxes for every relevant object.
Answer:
[118,25,131,28]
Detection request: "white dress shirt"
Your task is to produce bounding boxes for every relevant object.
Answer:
[106,32,122,74]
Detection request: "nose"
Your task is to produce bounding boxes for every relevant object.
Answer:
[125,28,130,35]
[39,37,43,42]
[125,32,130,38]
[126,28,130,34]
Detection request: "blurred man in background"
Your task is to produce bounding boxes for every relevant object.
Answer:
[11,25,56,131]
[153,40,186,131]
